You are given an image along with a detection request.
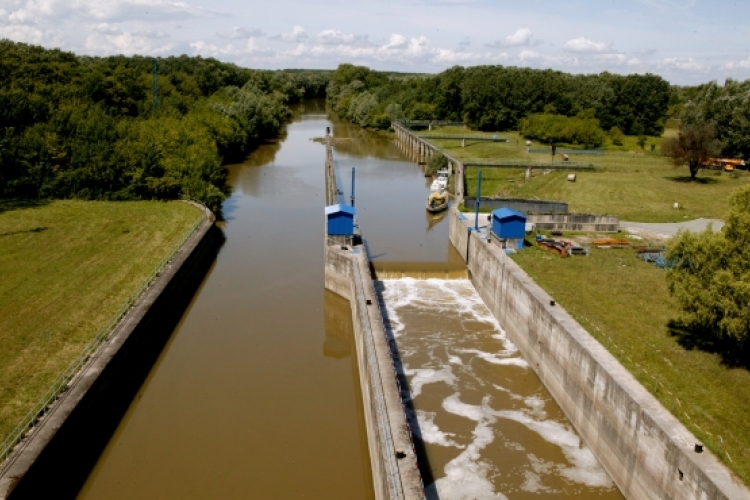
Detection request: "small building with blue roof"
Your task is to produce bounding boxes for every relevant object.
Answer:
[325,204,356,236]
[491,207,527,250]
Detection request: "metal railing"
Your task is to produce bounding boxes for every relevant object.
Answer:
[0,204,210,466]
[351,257,404,499]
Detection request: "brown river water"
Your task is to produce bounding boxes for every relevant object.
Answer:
[76,101,621,499]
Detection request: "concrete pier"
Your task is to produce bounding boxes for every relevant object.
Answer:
[323,135,424,500]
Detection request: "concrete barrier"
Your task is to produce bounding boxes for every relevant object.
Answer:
[527,213,619,232]
[448,207,750,500]
[463,197,568,214]
[0,211,222,500]
[324,245,424,500]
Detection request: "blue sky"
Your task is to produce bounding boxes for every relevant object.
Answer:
[2,0,750,84]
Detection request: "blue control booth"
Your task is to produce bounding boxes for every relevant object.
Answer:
[325,204,356,236]
[491,207,527,250]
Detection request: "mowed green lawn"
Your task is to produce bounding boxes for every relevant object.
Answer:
[423,128,750,222]
[0,200,205,442]
[512,246,750,486]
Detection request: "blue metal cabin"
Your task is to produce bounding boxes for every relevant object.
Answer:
[325,204,356,236]
[491,207,527,250]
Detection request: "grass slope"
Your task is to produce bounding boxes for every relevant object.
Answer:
[0,200,205,442]
[512,245,750,485]
[423,127,750,222]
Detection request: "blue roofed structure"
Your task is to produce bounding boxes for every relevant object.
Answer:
[491,207,527,249]
[325,204,356,236]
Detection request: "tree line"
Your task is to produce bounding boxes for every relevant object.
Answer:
[0,40,329,212]
[326,63,671,137]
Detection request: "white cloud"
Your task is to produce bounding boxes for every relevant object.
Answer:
[95,23,122,35]
[485,28,541,48]
[658,57,704,71]
[383,33,408,50]
[725,57,750,70]
[85,31,174,55]
[312,29,371,47]
[133,29,169,38]
[217,26,264,39]
[271,25,308,43]
[564,36,612,53]
[3,0,217,25]
[518,49,541,61]
[0,24,58,45]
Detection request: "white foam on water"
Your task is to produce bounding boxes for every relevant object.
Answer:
[457,348,529,368]
[433,394,508,498]
[523,395,547,419]
[378,278,616,496]
[495,410,613,488]
[492,384,524,401]
[521,454,557,493]
[416,410,463,448]
[404,366,456,399]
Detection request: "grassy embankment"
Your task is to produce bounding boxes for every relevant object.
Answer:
[0,200,205,443]
[422,126,750,222]
[419,126,750,485]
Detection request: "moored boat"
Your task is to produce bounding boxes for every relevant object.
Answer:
[426,189,449,213]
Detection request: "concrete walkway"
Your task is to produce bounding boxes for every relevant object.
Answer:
[620,218,724,239]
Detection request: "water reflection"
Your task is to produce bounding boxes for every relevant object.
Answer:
[323,289,353,360]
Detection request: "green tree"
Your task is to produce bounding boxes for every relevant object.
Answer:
[666,186,750,364]
[609,126,624,146]
[661,122,721,180]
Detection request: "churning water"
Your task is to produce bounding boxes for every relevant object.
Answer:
[378,278,623,499]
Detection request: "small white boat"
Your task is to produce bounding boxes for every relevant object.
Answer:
[426,189,449,213]
[430,168,449,192]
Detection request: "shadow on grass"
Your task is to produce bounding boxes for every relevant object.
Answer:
[0,226,48,237]
[664,176,718,185]
[0,198,50,214]
[668,318,750,370]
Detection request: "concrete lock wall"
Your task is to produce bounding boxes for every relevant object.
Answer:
[324,246,424,500]
[447,207,750,500]
[0,211,222,500]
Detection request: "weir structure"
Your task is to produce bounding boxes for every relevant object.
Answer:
[322,132,425,500]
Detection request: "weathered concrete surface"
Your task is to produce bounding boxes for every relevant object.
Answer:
[325,245,424,500]
[448,207,750,500]
[0,209,221,500]
[527,213,620,232]
[463,197,568,214]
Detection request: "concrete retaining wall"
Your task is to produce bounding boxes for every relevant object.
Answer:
[463,197,568,214]
[448,207,749,500]
[0,212,222,500]
[324,245,424,500]
[528,213,619,232]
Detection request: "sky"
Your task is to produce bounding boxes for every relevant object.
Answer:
[3,0,750,85]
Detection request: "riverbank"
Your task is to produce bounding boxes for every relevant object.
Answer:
[0,200,206,447]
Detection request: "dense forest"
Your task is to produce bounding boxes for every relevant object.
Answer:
[326,63,672,137]
[0,41,328,211]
